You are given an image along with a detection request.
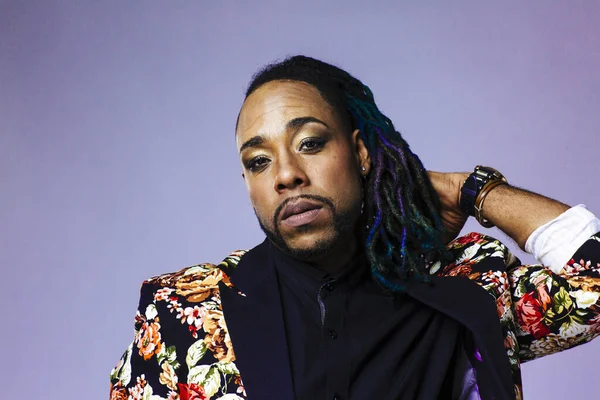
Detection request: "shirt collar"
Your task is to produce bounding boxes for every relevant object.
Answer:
[268,240,369,294]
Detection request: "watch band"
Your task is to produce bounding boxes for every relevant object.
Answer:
[459,166,508,219]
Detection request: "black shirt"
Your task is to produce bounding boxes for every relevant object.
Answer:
[270,242,473,400]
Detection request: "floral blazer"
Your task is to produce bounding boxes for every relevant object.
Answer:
[110,232,600,400]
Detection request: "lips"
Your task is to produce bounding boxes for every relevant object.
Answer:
[280,200,323,221]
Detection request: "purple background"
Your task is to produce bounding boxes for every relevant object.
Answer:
[2,1,599,399]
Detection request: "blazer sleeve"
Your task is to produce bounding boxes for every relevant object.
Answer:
[508,231,600,362]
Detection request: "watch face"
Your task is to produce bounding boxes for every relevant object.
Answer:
[476,166,504,181]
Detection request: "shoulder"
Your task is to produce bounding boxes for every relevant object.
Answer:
[111,250,250,397]
[139,249,248,301]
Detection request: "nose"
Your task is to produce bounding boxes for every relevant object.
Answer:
[273,154,309,193]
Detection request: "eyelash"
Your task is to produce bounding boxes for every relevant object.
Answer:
[245,156,269,172]
[244,137,328,172]
[299,137,326,152]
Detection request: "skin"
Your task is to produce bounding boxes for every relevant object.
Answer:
[428,171,570,250]
[236,80,571,273]
[236,81,370,273]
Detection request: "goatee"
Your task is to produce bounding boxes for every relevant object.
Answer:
[255,194,358,261]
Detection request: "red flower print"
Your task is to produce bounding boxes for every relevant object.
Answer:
[184,306,207,327]
[456,233,482,244]
[445,264,473,277]
[516,291,551,339]
[178,383,208,400]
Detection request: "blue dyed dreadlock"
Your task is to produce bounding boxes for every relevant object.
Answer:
[245,55,452,291]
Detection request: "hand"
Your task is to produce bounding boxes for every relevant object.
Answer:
[427,171,471,243]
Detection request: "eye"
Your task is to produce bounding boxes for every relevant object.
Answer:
[244,156,270,172]
[299,137,326,152]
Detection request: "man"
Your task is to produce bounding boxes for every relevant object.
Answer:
[109,56,600,400]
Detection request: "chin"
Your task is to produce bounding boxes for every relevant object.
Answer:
[284,230,340,260]
[258,210,358,261]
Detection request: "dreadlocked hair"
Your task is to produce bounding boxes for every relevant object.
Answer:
[245,55,453,292]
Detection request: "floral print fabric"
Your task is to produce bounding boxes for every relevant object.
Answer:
[110,251,247,400]
[110,233,600,399]
[435,232,600,399]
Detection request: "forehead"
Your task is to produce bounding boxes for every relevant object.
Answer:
[236,80,338,143]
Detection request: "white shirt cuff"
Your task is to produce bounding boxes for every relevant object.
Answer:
[524,204,600,274]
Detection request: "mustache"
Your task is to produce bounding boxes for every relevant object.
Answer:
[273,194,335,226]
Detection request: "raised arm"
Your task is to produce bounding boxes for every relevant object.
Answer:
[476,183,569,250]
[429,170,600,361]
[428,170,569,248]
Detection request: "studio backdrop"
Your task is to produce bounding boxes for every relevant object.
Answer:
[1,1,599,399]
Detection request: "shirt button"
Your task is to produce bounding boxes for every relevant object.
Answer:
[324,282,334,292]
[329,329,338,339]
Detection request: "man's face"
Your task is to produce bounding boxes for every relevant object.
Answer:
[236,81,370,260]
[236,80,371,261]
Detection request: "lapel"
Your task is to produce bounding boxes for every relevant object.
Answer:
[219,239,294,400]
[406,275,515,399]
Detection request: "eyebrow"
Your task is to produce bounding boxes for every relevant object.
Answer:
[238,116,329,154]
[238,136,265,154]
[287,116,329,131]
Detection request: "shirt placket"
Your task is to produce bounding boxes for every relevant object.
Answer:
[319,279,351,400]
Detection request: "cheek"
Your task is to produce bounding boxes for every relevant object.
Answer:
[246,180,275,219]
[247,184,264,209]
[316,154,362,200]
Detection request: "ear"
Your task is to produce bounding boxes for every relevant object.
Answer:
[351,129,371,177]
